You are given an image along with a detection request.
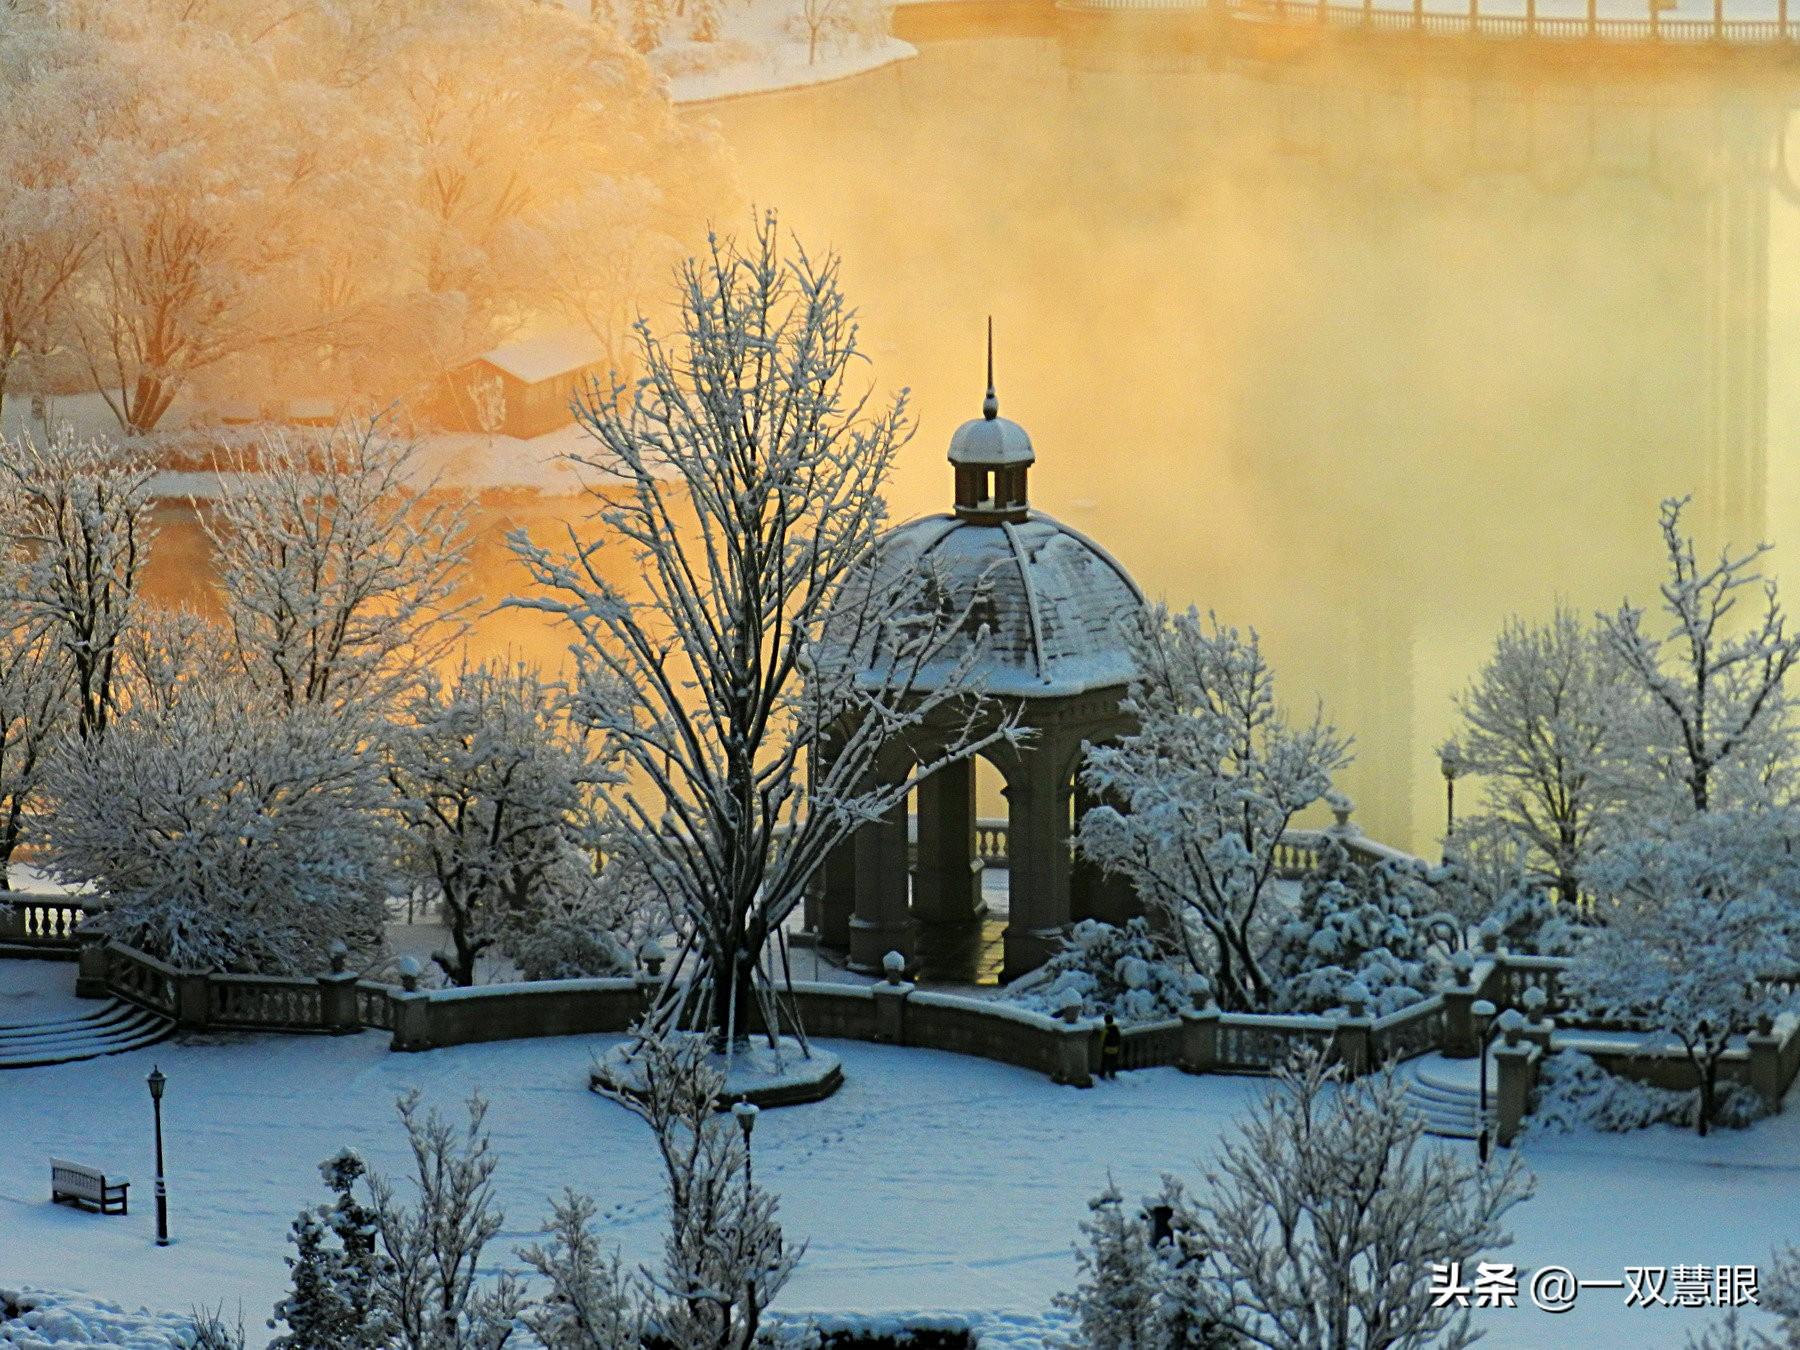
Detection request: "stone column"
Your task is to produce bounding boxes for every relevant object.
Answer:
[848,797,914,972]
[913,759,981,928]
[1494,1043,1540,1147]
[817,836,856,951]
[317,970,362,1034]
[1747,1028,1786,1112]
[1179,1007,1221,1074]
[75,930,109,1000]
[1001,757,1074,982]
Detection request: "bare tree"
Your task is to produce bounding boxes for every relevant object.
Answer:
[1077,606,1351,1012]
[2,432,156,742]
[204,422,470,716]
[517,1191,645,1350]
[1454,604,1627,905]
[370,1092,526,1350]
[1119,1053,1533,1350]
[510,216,1003,1051]
[0,609,67,889]
[1599,496,1800,814]
[598,1035,801,1348]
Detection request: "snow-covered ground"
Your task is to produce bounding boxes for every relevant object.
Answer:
[1,969,1796,1348]
[663,34,915,105]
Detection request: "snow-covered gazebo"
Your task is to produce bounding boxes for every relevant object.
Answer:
[813,365,1147,982]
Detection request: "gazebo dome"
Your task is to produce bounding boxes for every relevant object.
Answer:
[862,511,1144,697]
[854,354,1144,698]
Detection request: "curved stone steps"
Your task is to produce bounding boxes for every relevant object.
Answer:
[0,1001,173,1070]
[1399,1055,1496,1141]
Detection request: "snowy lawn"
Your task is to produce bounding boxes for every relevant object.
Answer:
[1,1008,1797,1346]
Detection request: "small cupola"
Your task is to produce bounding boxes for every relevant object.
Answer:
[948,324,1033,524]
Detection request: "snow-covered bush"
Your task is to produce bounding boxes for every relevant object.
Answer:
[1004,919,1197,1024]
[1437,816,1585,956]
[517,1190,644,1349]
[0,1289,236,1348]
[269,1150,393,1350]
[1055,1054,1531,1350]
[42,680,392,973]
[1267,842,1446,1017]
[1076,607,1351,1012]
[501,852,654,982]
[1526,1051,1768,1135]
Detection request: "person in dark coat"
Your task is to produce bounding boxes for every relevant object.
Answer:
[1098,1011,1123,1078]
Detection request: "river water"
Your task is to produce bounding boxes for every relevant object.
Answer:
[692,9,1800,848]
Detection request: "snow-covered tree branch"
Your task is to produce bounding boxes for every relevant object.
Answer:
[509,214,1007,1051]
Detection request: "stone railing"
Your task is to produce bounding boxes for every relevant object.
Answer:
[206,973,325,1030]
[89,938,375,1035]
[0,893,106,956]
[100,941,180,1020]
[1061,0,1800,46]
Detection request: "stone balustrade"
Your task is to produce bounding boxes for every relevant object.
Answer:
[0,893,105,955]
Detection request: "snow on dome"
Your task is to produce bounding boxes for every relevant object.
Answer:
[850,509,1145,698]
[947,412,1034,468]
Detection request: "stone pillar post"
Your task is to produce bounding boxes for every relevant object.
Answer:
[1053,1019,1094,1088]
[1332,1015,1373,1078]
[1747,1029,1786,1112]
[390,990,432,1052]
[816,838,856,950]
[913,759,981,928]
[317,971,362,1034]
[848,797,914,972]
[175,971,211,1030]
[1494,1043,1540,1147]
[871,978,912,1044]
[1002,756,1074,982]
[75,930,109,1000]
[1179,1007,1221,1074]
[1441,985,1480,1058]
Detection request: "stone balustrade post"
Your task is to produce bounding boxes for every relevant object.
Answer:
[1332,1016,1373,1078]
[75,929,109,1000]
[390,990,432,1052]
[1440,986,1480,1058]
[1748,1030,1785,1112]
[1179,1007,1221,1074]
[871,980,912,1045]
[1053,1019,1093,1088]
[174,970,212,1030]
[317,971,361,1034]
[1493,1043,1539,1147]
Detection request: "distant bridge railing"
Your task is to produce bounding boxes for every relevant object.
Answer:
[1060,0,1800,45]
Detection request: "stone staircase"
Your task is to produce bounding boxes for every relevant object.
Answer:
[1399,1054,1497,1141]
[0,1001,174,1070]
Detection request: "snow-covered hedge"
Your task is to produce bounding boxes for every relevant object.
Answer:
[0,1289,239,1348]
[1002,918,1199,1023]
[1526,1051,1768,1134]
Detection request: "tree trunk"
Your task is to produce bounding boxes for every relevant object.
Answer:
[1698,1057,1716,1137]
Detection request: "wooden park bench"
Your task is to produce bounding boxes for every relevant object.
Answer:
[50,1157,129,1215]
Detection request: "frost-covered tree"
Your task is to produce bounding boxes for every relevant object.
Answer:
[511,216,1002,1052]
[1688,1246,1800,1349]
[387,661,610,987]
[517,1190,645,1350]
[1571,808,1800,1135]
[2,432,156,742]
[1055,1181,1172,1349]
[501,853,657,983]
[1077,606,1351,1012]
[598,1035,802,1346]
[0,598,68,889]
[270,1150,395,1350]
[42,679,391,972]
[1005,918,1199,1024]
[1599,497,1800,814]
[1169,1053,1530,1350]
[1455,605,1627,904]
[1267,841,1447,1017]
[370,1091,526,1350]
[205,425,470,716]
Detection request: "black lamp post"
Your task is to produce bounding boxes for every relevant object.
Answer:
[146,1064,169,1246]
[1438,740,1463,840]
[1470,1003,1526,1165]
[733,1100,759,1190]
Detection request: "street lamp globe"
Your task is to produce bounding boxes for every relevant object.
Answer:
[146,1065,166,1101]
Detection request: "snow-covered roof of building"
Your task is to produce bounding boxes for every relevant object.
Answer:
[850,510,1145,698]
[473,328,609,385]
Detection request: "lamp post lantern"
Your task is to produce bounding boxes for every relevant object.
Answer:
[1438,739,1463,840]
[146,1064,169,1246]
[733,1099,759,1189]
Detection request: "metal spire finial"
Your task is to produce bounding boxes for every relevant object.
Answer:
[982,317,998,421]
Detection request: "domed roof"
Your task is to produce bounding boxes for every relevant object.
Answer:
[851,510,1145,698]
[948,409,1034,468]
